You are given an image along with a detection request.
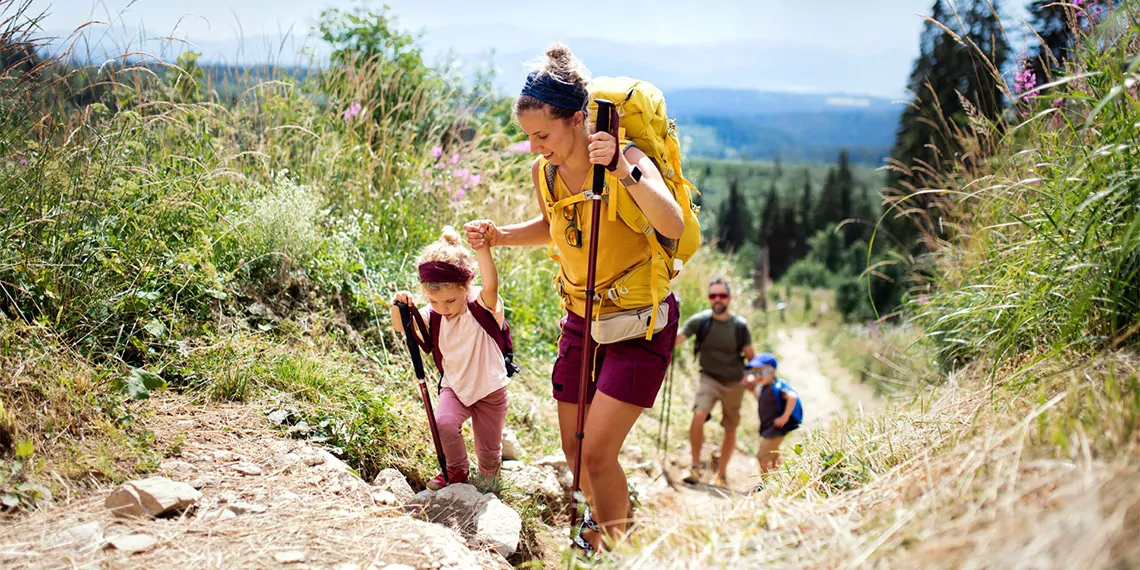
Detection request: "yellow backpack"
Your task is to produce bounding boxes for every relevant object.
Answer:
[538,76,702,339]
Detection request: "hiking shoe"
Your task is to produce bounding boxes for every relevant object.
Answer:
[681,464,704,485]
[426,468,468,490]
[571,532,596,557]
[571,508,599,558]
[713,473,729,488]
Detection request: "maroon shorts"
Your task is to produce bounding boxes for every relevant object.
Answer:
[551,294,679,409]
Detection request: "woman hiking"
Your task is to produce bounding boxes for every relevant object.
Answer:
[464,43,683,553]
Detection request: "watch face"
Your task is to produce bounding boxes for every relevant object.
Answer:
[632,166,642,182]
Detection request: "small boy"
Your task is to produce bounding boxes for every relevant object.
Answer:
[744,353,803,473]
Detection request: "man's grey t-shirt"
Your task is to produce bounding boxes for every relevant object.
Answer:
[681,309,752,382]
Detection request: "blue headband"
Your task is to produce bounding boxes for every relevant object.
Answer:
[521,71,588,112]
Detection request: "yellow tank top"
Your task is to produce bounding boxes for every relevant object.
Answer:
[541,160,665,318]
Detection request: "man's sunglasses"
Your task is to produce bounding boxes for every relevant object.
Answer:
[708,293,730,300]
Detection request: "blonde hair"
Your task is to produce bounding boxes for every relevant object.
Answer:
[514,42,592,121]
[416,226,476,291]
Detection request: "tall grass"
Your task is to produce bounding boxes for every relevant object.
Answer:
[904,3,1140,371]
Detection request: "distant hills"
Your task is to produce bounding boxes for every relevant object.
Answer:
[41,26,905,166]
[664,88,902,165]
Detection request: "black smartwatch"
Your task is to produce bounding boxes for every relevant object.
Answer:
[620,165,642,187]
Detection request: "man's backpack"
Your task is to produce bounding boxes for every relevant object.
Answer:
[693,312,749,360]
[408,300,520,384]
[537,77,702,340]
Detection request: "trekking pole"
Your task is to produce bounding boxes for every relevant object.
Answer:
[569,98,615,534]
[395,301,448,484]
[659,351,679,489]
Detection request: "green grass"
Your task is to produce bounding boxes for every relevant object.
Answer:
[908,9,1140,371]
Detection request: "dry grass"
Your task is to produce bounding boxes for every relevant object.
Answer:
[599,351,1140,569]
[0,395,518,569]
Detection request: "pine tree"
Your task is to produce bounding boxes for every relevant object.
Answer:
[758,179,778,245]
[885,0,1010,251]
[834,150,858,246]
[757,182,795,280]
[813,167,840,233]
[775,195,799,279]
[796,169,813,259]
[716,177,752,253]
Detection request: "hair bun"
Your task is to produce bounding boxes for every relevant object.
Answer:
[440,226,462,246]
[542,42,589,86]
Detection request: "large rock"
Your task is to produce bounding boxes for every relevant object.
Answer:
[500,429,520,461]
[405,484,521,558]
[105,477,201,518]
[534,453,572,488]
[475,497,522,558]
[503,464,564,506]
[370,517,483,570]
[372,468,415,504]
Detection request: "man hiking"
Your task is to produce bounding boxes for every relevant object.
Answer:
[674,277,756,487]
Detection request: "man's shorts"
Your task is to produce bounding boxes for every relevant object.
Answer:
[551,294,680,409]
[693,373,746,430]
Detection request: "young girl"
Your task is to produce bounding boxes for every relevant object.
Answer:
[390,227,509,490]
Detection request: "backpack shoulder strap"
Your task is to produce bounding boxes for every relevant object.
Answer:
[693,312,715,356]
[734,317,749,354]
[468,299,519,378]
[427,310,444,376]
[468,299,505,353]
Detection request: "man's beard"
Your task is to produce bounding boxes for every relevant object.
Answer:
[711,303,728,315]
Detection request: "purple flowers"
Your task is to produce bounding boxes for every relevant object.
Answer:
[17,157,28,166]
[451,168,482,201]
[1014,56,1039,101]
[422,147,483,201]
[506,140,531,154]
[342,101,362,121]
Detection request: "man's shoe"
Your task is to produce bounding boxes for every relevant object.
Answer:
[713,473,729,488]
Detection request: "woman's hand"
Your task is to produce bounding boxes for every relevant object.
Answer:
[774,416,788,428]
[588,131,629,178]
[464,219,501,249]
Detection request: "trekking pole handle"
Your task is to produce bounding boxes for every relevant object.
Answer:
[590,99,615,201]
[394,301,427,382]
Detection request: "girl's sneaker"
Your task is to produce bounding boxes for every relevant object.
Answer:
[426,468,468,491]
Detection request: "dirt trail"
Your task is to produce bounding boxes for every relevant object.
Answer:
[634,326,880,512]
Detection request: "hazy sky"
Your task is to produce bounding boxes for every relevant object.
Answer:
[31,0,1035,96]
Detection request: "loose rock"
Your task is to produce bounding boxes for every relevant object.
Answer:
[372,468,415,504]
[230,462,263,476]
[106,533,158,553]
[43,521,102,550]
[105,477,201,518]
[501,429,520,461]
[273,550,307,563]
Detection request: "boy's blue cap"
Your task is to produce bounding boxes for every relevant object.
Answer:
[747,353,778,370]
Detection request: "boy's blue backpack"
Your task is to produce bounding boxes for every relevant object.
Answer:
[772,379,804,424]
